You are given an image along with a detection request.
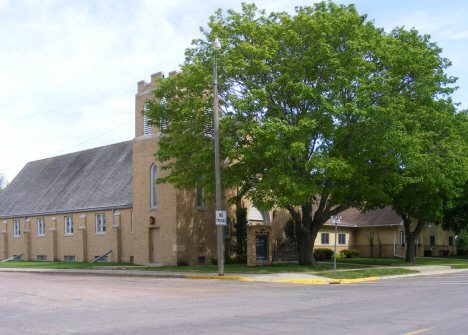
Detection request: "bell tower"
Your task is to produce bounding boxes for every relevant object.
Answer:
[132,70,179,266]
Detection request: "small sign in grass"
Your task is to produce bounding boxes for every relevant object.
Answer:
[316,268,419,279]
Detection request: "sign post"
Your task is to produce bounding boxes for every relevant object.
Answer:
[331,215,342,276]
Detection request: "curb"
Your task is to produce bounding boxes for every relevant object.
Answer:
[185,275,254,281]
[273,277,379,285]
[184,275,380,284]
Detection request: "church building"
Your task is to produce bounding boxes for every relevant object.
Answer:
[0,72,456,266]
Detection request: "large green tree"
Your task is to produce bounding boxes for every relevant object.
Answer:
[145,2,465,265]
[0,173,8,194]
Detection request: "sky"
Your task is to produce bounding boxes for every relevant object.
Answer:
[1,0,468,182]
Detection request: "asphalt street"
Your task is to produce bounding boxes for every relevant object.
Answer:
[0,272,466,334]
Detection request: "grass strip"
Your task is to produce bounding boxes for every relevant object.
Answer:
[315,268,418,279]
[450,264,468,269]
[139,263,371,273]
[0,261,136,269]
[323,257,468,266]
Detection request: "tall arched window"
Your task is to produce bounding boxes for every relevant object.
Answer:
[151,165,157,208]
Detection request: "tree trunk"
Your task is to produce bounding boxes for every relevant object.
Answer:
[402,216,426,263]
[298,231,318,266]
[295,203,319,266]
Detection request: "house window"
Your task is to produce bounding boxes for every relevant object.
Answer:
[321,233,329,245]
[64,216,73,235]
[13,220,20,237]
[64,256,75,262]
[449,236,454,247]
[400,231,405,247]
[131,211,134,233]
[37,219,45,236]
[151,165,157,208]
[338,233,346,245]
[196,182,204,210]
[129,256,134,263]
[416,236,420,247]
[198,256,205,265]
[430,236,436,247]
[96,214,106,233]
[37,255,47,261]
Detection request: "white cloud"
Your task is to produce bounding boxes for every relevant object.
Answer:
[1,0,468,182]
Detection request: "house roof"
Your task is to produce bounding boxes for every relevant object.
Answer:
[325,206,402,227]
[0,141,133,218]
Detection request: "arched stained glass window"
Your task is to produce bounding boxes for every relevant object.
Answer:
[151,165,157,208]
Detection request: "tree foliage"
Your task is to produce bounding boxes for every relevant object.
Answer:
[0,174,8,194]
[145,2,467,265]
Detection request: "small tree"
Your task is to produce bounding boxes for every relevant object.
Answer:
[376,231,384,258]
[283,217,299,250]
[364,229,375,258]
[233,206,248,255]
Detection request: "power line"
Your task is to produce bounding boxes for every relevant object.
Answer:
[1,119,134,173]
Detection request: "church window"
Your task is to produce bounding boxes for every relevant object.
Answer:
[37,219,45,236]
[196,181,204,210]
[13,220,20,237]
[96,214,106,233]
[65,216,73,235]
[151,165,157,208]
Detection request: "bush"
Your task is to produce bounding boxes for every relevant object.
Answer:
[235,254,247,264]
[332,252,345,259]
[439,250,449,257]
[313,248,334,261]
[225,255,236,264]
[457,249,468,256]
[349,249,360,258]
[177,259,188,266]
[424,249,432,257]
[209,256,218,265]
[340,249,360,259]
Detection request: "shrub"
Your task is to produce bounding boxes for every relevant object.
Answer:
[177,259,188,266]
[313,248,334,261]
[457,249,468,256]
[424,250,432,257]
[340,249,360,259]
[225,255,236,264]
[439,250,449,257]
[235,254,247,264]
[349,249,360,258]
[332,252,345,259]
[209,256,218,265]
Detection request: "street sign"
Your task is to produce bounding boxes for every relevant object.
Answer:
[215,210,227,226]
[331,215,342,224]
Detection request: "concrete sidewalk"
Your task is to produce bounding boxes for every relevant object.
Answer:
[1,265,467,284]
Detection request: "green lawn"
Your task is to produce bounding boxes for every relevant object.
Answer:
[323,257,468,266]
[316,268,419,279]
[0,261,136,269]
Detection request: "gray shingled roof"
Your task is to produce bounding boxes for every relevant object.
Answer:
[325,206,402,227]
[0,141,133,218]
